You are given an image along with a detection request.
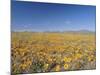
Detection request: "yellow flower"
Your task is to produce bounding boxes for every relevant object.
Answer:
[44,64,49,69]
[55,65,60,71]
[64,64,69,70]
[63,57,72,63]
[88,55,94,61]
[20,64,27,70]
[75,53,82,60]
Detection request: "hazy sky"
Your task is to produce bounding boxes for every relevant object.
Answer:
[11,1,96,32]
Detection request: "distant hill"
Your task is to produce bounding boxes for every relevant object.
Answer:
[76,30,95,33]
[12,30,95,34]
[61,30,95,34]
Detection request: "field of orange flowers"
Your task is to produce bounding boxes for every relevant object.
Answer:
[11,32,96,74]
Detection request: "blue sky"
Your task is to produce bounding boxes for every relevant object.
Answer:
[11,1,96,32]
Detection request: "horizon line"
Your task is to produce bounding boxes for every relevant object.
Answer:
[11,30,95,32]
